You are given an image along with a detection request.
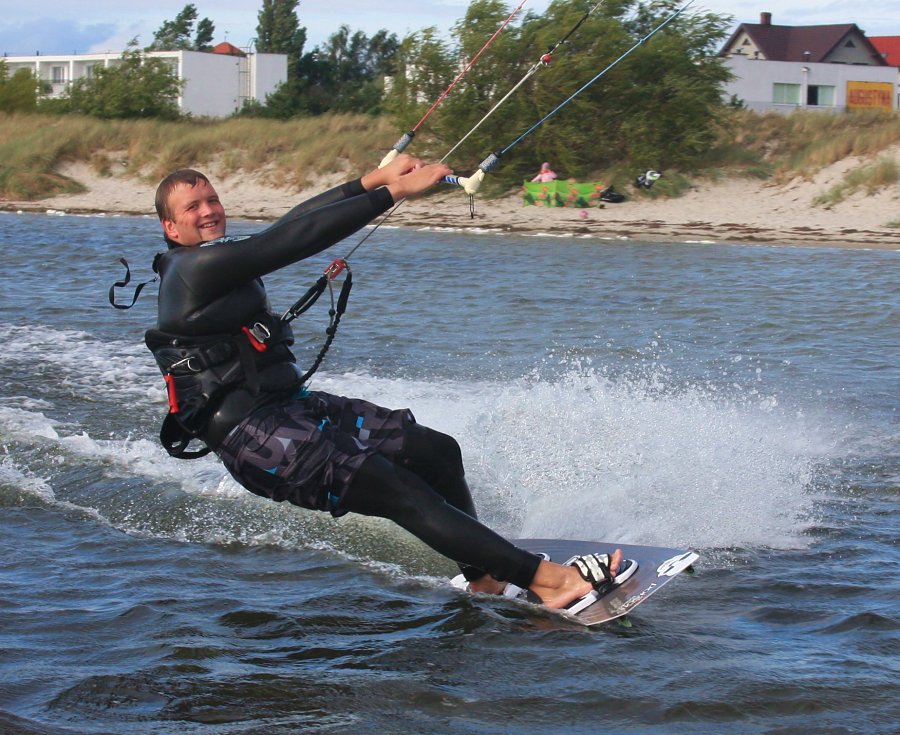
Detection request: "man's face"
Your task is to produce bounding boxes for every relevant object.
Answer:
[162,179,227,246]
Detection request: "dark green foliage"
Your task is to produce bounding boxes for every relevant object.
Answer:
[145,4,216,51]
[381,28,456,130]
[0,62,40,112]
[382,0,732,187]
[64,43,183,119]
[194,18,216,52]
[246,1,400,118]
[256,0,307,76]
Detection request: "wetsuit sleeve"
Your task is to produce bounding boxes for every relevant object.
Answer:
[270,179,367,226]
[178,183,394,301]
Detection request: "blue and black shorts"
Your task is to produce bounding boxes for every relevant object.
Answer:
[217,391,416,516]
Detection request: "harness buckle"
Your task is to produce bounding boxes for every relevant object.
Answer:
[170,356,200,372]
[242,323,271,352]
[324,259,348,280]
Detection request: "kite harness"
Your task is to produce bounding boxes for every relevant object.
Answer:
[110,255,352,458]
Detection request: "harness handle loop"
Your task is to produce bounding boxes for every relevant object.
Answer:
[109,258,158,310]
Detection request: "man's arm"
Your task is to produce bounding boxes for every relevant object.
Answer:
[175,155,452,301]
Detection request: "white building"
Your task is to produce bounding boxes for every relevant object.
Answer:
[718,12,897,113]
[2,43,287,117]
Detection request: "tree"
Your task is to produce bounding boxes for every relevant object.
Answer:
[256,0,306,61]
[0,61,39,112]
[434,0,527,165]
[66,42,183,119]
[256,0,308,85]
[386,0,732,186]
[382,28,455,129]
[243,18,400,118]
[195,17,215,51]
[146,4,216,51]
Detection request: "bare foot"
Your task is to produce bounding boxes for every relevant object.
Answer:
[528,549,623,609]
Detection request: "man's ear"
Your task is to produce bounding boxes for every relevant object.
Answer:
[162,218,180,241]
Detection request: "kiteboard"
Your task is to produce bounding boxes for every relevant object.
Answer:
[455,539,698,626]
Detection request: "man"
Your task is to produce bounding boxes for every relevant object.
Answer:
[147,153,629,611]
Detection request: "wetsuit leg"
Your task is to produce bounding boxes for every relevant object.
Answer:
[340,454,541,590]
[399,425,475,510]
[395,425,487,581]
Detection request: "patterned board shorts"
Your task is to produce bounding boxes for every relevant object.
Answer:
[216,390,416,515]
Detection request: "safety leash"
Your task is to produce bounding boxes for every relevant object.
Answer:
[280,258,353,385]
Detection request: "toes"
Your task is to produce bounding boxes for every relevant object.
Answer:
[610,548,623,578]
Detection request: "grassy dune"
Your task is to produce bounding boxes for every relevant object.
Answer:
[0,113,399,200]
[0,109,898,202]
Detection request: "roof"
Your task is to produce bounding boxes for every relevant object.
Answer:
[869,36,900,66]
[212,42,246,57]
[720,22,887,65]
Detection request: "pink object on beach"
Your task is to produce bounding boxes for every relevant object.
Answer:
[531,162,558,183]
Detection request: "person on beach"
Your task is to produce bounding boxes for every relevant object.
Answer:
[145,153,629,611]
[531,162,558,182]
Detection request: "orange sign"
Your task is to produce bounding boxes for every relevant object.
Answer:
[847,81,894,111]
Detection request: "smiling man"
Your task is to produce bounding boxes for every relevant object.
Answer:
[146,159,630,612]
[155,173,227,245]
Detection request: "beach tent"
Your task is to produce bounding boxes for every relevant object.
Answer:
[522,180,612,207]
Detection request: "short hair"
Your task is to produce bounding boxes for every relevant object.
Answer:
[155,169,210,221]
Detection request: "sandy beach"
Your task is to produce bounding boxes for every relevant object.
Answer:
[3,158,900,249]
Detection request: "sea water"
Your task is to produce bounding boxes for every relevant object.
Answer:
[0,210,897,734]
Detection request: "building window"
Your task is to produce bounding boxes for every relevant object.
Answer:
[773,83,801,105]
[85,64,95,80]
[807,85,835,106]
[51,66,64,83]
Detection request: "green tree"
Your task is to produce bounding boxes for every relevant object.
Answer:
[392,0,732,186]
[256,0,307,75]
[314,25,399,112]
[146,4,216,51]
[244,22,400,118]
[382,28,455,129]
[195,17,215,51]
[434,0,527,165]
[66,42,183,119]
[0,61,39,112]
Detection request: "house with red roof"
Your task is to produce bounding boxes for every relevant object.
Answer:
[869,36,900,67]
[719,12,897,112]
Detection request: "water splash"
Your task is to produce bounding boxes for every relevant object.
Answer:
[1,354,837,555]
[294,366,835,551]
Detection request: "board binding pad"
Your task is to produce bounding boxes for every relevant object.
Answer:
[512,539,698,626]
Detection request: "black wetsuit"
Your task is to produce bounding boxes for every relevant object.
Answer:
[153,178,541,589]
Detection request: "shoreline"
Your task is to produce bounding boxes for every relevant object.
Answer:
[3,161,900,250]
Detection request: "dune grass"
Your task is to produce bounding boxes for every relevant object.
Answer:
[719,109,900,180]
[1,109,899,202]
[0,113,398,199]
[813,156,899,207]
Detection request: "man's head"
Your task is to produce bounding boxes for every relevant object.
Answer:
[155,169,227,246]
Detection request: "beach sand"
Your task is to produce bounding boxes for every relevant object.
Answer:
[3,158,900,250]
